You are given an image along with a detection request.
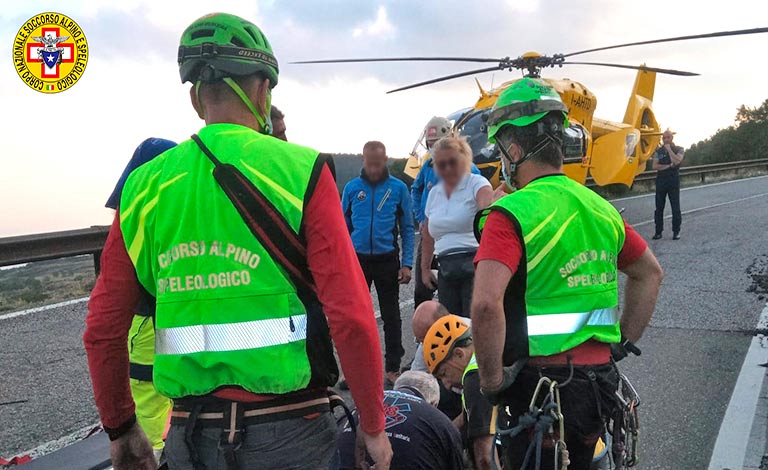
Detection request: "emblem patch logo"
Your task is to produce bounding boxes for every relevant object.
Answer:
[383,396,412,430]
[13,12,88,93]
[356,190,367,201]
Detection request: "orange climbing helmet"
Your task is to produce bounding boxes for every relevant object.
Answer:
[422,315,472,374]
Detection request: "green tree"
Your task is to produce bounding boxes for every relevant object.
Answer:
[685,98,768,166]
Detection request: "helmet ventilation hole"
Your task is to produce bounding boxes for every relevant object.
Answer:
[190,29,215,40]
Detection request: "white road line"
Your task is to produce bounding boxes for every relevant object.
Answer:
[632,192,768,227]
[0,296,89,321]
[9,422,103,463]
[609,174,768,203]
[709,302,768,470]
[0,294,417,322]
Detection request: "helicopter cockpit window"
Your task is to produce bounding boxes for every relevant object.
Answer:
[456,108,499,165]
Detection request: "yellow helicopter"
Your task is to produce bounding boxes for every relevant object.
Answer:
[294,27,768,188]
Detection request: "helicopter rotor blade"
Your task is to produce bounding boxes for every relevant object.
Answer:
[386,65,503,94]
[563,61,699,76]
[291,56,501,65]
[564,27,768,57]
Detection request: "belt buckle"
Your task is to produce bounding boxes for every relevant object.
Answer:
[218,427,244,451]
[219,402,245,451]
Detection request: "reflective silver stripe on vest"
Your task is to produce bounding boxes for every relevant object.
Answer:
[527,307,619,336]
[155,315,307,355]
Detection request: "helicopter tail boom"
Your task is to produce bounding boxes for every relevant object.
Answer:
[623,69,661,169]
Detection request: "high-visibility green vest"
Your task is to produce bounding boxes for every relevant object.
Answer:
[461,353,479,411]
[475,175,624,361]
[120,123,331,398]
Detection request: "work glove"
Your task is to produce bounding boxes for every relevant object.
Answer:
[481,358,528,406]
[610,338,642,362]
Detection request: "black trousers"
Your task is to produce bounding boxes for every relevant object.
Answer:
[499,363,619,470]
[654,176,682,235]
[413,237,436,308]
[436,251,476,317]
[358,256,404,372]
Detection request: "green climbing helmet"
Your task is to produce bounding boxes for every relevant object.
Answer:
[487,78,568,143]
[178,13,279,87]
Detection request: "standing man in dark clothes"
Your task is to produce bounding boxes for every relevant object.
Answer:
[342,141,415,385]
[652,129,685,240]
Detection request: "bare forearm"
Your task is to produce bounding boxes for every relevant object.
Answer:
[473,435,498,470]
[421,230,435,273]
[471,299,506,389]
[620,250,663,342]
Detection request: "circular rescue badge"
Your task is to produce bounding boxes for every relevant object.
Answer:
[12,12,88,94]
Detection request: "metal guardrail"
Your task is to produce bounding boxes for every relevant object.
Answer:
[1,158,766,272]
[586,157,768,187]
[0,225,110,273]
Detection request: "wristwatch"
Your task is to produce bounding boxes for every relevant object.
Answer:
[103,414,137,441]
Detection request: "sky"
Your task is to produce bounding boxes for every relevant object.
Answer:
[1,0,767,236]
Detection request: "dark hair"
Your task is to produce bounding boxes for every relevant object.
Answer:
[363,140,386,154]
[200,74,264,102]
[503,112,565,168]
[271,105,284,120]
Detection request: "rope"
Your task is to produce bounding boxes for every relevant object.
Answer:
[494,377,570,470]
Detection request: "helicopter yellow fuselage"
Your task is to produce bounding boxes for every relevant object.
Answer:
[405,69,662,189]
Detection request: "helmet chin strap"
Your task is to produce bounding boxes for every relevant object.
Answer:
[499,133,560,189]
[222,77,272,135]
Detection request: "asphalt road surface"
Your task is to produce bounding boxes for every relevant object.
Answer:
[1,175,767,469]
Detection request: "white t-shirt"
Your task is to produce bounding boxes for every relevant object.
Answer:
[425,173,491,256]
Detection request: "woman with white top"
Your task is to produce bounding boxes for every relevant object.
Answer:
[421,137,503,317]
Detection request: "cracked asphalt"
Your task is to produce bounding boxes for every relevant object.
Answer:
[1,175,767,469]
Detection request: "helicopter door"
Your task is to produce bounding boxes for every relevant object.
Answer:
[590,127,641,187]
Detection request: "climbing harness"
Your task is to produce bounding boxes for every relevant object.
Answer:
[172,389,337,470]
[609,372,641,468]
[495,375,571,470]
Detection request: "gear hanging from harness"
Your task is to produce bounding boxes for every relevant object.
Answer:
[610,369,641,468]
[494,365,574,470]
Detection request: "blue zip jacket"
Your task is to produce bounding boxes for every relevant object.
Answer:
[342,170,414,267]
[105,137,177,209]
[411,155,482,224]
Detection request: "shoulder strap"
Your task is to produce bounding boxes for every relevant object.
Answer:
[190,134,316,294]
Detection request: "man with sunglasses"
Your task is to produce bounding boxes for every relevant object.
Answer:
[470,78,664,469]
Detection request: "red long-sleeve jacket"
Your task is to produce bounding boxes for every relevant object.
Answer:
[83,166,386,434]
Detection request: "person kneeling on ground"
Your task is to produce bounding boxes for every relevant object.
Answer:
[411,301,468,424]
[332,371,464,470]
[423,316,498,470]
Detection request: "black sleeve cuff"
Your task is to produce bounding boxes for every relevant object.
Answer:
[103,414,137,441]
